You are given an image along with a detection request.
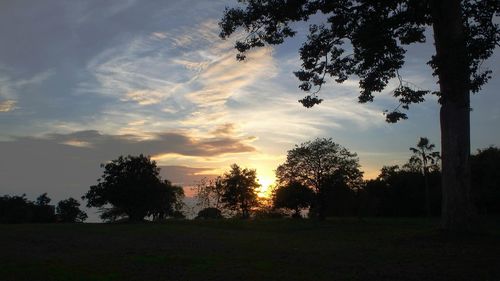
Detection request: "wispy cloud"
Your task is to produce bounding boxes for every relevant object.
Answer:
[0,100,16,112]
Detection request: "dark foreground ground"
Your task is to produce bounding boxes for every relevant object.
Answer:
[0,218,499,281]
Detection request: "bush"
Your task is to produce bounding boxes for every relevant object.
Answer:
[196,207,223,219]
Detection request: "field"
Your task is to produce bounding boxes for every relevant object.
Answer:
[1,218,499,281]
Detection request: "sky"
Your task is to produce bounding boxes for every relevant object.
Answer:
[1,0,499,218]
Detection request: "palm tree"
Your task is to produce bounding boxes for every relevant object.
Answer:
[409,137,440,217]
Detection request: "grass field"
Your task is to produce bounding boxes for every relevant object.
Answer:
[1,218,499,281]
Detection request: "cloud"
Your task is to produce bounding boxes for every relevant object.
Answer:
[0,69,54,100]
[39,129,257,158]
[0,128,256,219]
[122,90,166,105]
[159,165,218,187]
[212,123,236,136]
[0,100,16,112]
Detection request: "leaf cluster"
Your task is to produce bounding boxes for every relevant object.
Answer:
[220,0,499,121]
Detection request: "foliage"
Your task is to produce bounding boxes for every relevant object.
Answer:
[273,181,314,218]
[32,193,57,223]
[56,198,87,223]
[276,138,363,219]
[0,194,34,223]
[220,0,499,119]
[194,177,224,210]
[407,137,440,172]
[252,208,286,219]
[83,155,184,222]
[220,164,260,219]
[219,0,500,231]
[36,193,51,206]
[196,207,223,219]
[407,137,440,216]
[471,146,500,214]
[310,175,358,217]
[364,165,441,217]
[0,194,56,223]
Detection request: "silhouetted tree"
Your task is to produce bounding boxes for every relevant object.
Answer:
[0,194,33,223]
[196,207,223,219]
[32,193,56,223]
[471,146,500,214]
[276,138,363,219]
[194,177,224,210]
[83,155,183,222]
[148,180,185,221]
[56,198,87,223]
[36,193,51,206]
[314,174,358,217]
[273,181,314,218]
[409,137,440,217]
[364,165,441,217]
[220,164,260,219]
[220,0,500,231]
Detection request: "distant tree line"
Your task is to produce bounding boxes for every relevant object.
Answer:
[196,138,500,220]
[2,140,498,223]
[0,193,87,223]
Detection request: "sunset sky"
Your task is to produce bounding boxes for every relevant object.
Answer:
[1,0,499,213]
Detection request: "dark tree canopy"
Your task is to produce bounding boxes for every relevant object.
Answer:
[276,138,363,219]
[56,198,87,223]
[36,193,51,206]
[471,146,500,214]
[220,0,499,120]
[0,194,56,223]
[276,138,363,191]
[220,164,260,219]
[83,155,184,222]
[196,207,224,219]
[273,181,314,217]
[364,165,442,217]
[220,0,499,231]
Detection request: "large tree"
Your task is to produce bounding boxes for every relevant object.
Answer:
[56,198,88,223]
[276,138,363,219]
[83,155,184,222]
[273,181,314,218]
[220,164,260,218]
[219,0,499,231]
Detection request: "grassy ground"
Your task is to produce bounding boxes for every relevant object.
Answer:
[0,218,499,281]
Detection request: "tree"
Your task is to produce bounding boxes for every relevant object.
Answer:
[276,138,363,219]
[32,193,56,223]
[273,181,314,218]
[83,155,183,222]
[194,177,224,210]
[148,180,185,221]
[220,164,260,218]
[409,137,440,217]
[471,146,500,214]
[56,198,87,223]
[36,193,51,206]
[0,194,33,223]
[196,207,223,219]
[364,165,441,216]
[220,0,499,231]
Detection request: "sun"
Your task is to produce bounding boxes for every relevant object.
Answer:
[257,175,275,198]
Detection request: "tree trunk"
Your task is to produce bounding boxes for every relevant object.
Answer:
[431,0,476,231]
